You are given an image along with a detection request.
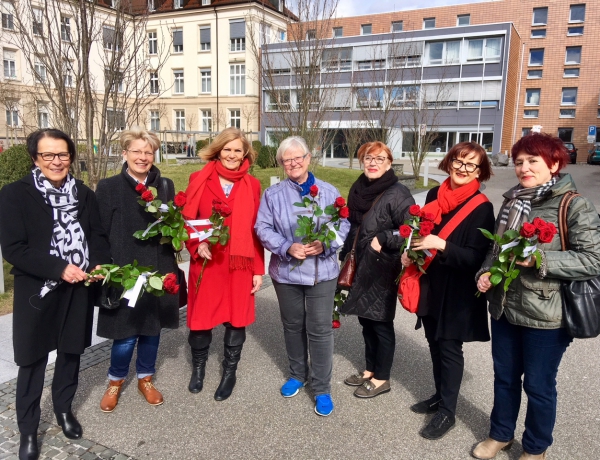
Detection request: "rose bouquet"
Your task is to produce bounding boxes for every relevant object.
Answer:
[479,217,557,293]
[398,204,436,274]
[133,184,189,253]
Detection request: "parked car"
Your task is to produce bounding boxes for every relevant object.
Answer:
[587,146,600,165]
[563,142,578,164]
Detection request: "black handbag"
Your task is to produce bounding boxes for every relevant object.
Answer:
[98,284,121,310]
[558,191,600,339]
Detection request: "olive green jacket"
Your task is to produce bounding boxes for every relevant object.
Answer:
[479,174,600,329]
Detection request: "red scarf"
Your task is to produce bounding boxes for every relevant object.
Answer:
[421,177,481,224]
[183,159,255,270]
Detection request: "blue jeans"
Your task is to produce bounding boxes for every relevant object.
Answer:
[489,315,572,455]
[108,335,160,380]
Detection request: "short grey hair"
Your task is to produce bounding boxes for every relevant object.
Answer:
[276,136,311,165]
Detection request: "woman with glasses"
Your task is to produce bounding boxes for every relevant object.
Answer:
[255,136,349,417]
[340,141,413,399]
[183,128,264,401]
[400,142,494,440]
[0,129,110,459]
[95,127,180,412]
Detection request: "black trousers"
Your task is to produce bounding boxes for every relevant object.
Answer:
[422,315,464,419]
[358,317,395,381]
[188,323,246,350]
[16,352,81,435]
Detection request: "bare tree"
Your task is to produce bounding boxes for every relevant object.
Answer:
[241,103,258,140]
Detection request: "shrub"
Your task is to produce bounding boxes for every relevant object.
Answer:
[256,145,278,169]
[196,138,210,153]
[252,140,262,154]
[0,144,32,189]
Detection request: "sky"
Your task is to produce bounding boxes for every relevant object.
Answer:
[336,0,485,17]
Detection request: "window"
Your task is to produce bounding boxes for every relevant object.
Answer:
[266,90,290,110]
[528,69,543,79]
[567,26,583,36]
[522,128,532,137]
[148,31,157,55]
[174,0,183,9]
[63,60,73,87]
[423,18,435,29]
[173,70,184,94]
[427,41,460,65]
[564,68,580,78]
[34,58,46,83]
[3,49,16,78]
[529,48,544,66]
[322,48,352,71]
[531,29,546,38]
[103,26,120,52]
[105,68,123,92]
[389,43,422,68]
[230,38,245,52]
[202,0,210,4]
[32,8,43,36]
[174,110,185,131]
[150,110,160,131]
[561,87,577,105]
[173,29,183,53]
[466,37,502,63]
[230,19,245,51]
[260,23,271,45]
[597,108,600,118]
[355,87,384,108]
[306,29,315,40]
[525,88,541,105]
[390,85,420,107]
[148,0,156,11]
[200,26,210,51]
[278,29,286,41]
[532,7,548,25]
[391,21,403,32]
[569,4,585,22]
[356,60,385,70]
[558,128,573,142]
[106,109,125,131]
[361,24,372,35]
[201,109,211,131]
[200,68,211,93]
[38,107,49,128]
[457,14,470,26]
[6,107,18,127]
[565,46,581,64]
[229,64,245,95]
[229,109,240,128]
[2,2,14,30]
[333,27,342,38]
[560,109,576,118]
[149,72,159,94]
[524,109,539,118]
[61,16,71,41]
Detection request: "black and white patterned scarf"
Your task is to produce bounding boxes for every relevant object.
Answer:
[32,167,89,297]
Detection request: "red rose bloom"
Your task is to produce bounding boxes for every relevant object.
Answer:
[421,212,435,222]
[135,183,147,193]
[544,221,557,236]
[419,221,435,237]
[520,222,537,239]
[173,191,187,207]
[332,320,341,329]
[334,197,346,208]
[220,204,232,217]
[399,224,413,238]
[309,185,319,197]
[538,227,555,244]
[409,205,421,216]
[212,200,222,213]
[532,217,547,231]
[141,190,154,202]
[339,206,350,219]
[162,273,180,295]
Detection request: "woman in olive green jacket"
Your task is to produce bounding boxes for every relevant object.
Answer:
[473,133,600,460]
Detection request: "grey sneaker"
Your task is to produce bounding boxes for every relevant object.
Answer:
[353,380,391,398]
[344,372,371,386]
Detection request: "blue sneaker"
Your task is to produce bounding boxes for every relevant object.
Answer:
[280,378,305,398]
[314,394,334,416]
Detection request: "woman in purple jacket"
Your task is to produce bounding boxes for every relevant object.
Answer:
[255,136,349,417]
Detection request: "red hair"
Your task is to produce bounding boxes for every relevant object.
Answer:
[357,142,392,164]
[511,133,569,174]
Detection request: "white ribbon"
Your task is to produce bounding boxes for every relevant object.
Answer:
[185,219,213,242]
[142,217,164,237]
[522,244,538,258]
[122,273,148,308]
[501,239,520,252]
[146,202,169,212]
[326,222,344,246]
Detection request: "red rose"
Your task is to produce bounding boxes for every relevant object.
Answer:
[399,224,413,238]
[141,190,154,202]
[419,221,435,237]
[544,221,557,236]
[520,222,537,238]
[162,273,180,295]
[421,212,435,222]
[532,217,547,231]
[212,200,222,213]
[135,183,147,193]
[309,185,319,197]
[332,320,341,329]
[173,191,187,207]
[538,227,555,244]
[334,197,346,208]
[339,206,350,219]
[409,205,421,216]
[220,204,232,217]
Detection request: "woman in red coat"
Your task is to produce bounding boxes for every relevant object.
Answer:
[183,127,264,401]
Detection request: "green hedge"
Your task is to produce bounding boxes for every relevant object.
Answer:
[256,145,278,169]
[196,138,210,153]
[0,144,32,189]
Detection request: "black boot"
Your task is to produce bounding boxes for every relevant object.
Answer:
[55,411,82,439]
[214,326,246,401]
[188,330,212,394]
[19,433,39,460]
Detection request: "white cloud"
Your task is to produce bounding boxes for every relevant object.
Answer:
[336,0,484,17]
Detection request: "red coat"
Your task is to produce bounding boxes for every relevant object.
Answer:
[185,171,264,330]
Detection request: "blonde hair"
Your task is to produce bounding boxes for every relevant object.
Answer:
[199,127,257,165]
[120,126,160,152]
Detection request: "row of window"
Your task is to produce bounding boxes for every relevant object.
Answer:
[524,87,579,106]
[524,109,580,119]
[166,64,245,96]
[3,49,74,85]
[150,109,241,132]
[527,68,581,79]
[522,127,577,143]
[531,4,586,26]
[528,46,582,66]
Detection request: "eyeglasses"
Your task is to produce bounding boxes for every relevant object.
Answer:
[451,158,480,173]
[282,153,309,165]
[38,152,70,161]
[364,156,388,165]
[127,149,154,158]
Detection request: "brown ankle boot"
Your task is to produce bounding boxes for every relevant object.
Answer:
[519,452,546,460]
[100,379,125,413]
[138,376,164,406]
[472,438,514,459]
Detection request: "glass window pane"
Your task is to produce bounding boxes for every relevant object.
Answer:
[529,48,544,65]
[532,7,548,25]
[567,26,583,36]
[563,68,580,77]
[531,29,546,38]
[570,4,585,22]
[526,89,540,105]
[561,87,577,104]
[468,40,483,60]
[528,69,543,78]
[428,42,443,63]
[565,46,581,64]
[446,41,460,63]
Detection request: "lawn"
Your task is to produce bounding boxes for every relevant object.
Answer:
[0,261,13,316]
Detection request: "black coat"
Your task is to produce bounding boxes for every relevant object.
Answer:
[417,186,495,342]
[340,182,415,321]
[95,165,179,340]
[0,174,111,366]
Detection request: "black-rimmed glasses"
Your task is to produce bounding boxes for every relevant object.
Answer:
[38,152,70,161]
[451,158,479,173]
[282,153,309,165]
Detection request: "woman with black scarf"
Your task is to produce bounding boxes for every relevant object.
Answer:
[339,142,414,398]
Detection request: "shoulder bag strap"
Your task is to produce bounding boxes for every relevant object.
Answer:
[437,193,490,240]
[558,191,580,251]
